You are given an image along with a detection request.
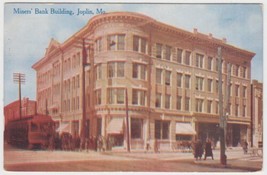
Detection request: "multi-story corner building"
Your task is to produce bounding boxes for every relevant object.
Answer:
[4,98,37,125]
[251,80,263,148]
[32,12,255,150]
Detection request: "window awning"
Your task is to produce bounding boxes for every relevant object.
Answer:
[176,122,196,135]
[107,117,124,134]
[56,123,70,134]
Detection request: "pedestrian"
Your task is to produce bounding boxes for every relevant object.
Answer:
[243,140,248,154]
[194,139,203,160]
[204,138,214,160]
[154,139,159,153]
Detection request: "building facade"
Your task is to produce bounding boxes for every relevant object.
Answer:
[32,12,255,150]
[251,80,263,148]
[4,98,37,125]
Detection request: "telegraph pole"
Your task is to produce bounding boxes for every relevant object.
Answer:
[13,73,25,120]
[218,47,227,165]
[125,88,130,152]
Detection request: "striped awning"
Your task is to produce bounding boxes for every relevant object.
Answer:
[176,122,196,135]
[107,118,124,134]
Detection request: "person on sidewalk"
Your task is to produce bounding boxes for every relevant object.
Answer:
[204,138,214,160]
[194,139,203,160]
[243,140,248,154]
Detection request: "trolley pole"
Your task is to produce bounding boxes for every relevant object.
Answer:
[125,88,130,152]
[13,73,25,120]
[218,47,227,165]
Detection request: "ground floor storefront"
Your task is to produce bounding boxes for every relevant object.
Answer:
[54,111,251,151]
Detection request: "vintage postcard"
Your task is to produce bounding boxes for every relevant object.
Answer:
[2,1,264,174]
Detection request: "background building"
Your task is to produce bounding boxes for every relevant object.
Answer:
[4,97,37,125]
[251,80,263,148]
[32,12,255,150]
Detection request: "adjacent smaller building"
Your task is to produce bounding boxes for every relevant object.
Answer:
[251,80,263,148]
[4,98,37,125]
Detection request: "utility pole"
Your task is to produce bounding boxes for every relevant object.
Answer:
[125,88,130,152]
[224,63,231,145]
[13,73,25,120]
[218,47,227,165]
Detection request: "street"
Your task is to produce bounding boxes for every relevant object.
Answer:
[3,143,262,172]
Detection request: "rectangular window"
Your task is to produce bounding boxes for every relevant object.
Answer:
[185,97,190,111]
[140,38,147,53]
[117,89,125,104]
[208,57,213,70]
[155,120,170,140]
[155,120,161,139]
[243,105,246,117]
[108,89,115,104]
[235,104,239,117]
[177,48,183,63]
[177,96,182,110]
[235,85,239,97]
[195,99,203,112]
[133,36,139,52]
[156,93,161,108]
[165,70,171,86]
[215,101,219,114]
[131,118,143,139]
[195,77,204,91]
[243,67,247,78]
[117,62,125,77]
[165,94,171,109]
[196,53,204,68]
[156,69,162,84]
[215,80,219,93]
[117,34,125,50]
[108,62,115,78]
[132,89,138,105]
[133,63,138,78]
[165,45,172,61]
[207,100,212,113]
[96,89,101,105]
[243,86,247,98]
[95,38,102,53]
[140,64,146,80]
[185,75,191,89]
[108,35,116,50]
[96,64,102,80]
[207,79,213,92]
[76,75,80,88]
[177,73,182,87]
[235,65,239,76]
[184,51,191,65]
[156,43,163,59]
[162,122,170,139]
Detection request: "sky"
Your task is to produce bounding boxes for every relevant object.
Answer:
[3,3,263,105]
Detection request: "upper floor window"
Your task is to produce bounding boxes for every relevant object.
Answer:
[165,70,171,86]
[156,68,163,84]
[108,88,125,104]
[95,38,103,53]
[195,76,204,91]
[177,73,183,88]
[184,51,191,65]
[207,79,213,92]
[242,86,247,98]
[165,45,172,61]
[195,53,204,68]
[165,94,171,109]
[176,96,182,110]
[242,66,247,78]
[108,62,125,78]
[185,75,191,89]
[207,100,212,113]
[207,57,213,70]
[96,64,102,80]
[177,48,183,64]
[235,85,239,97]
[195,98,204,112]
[133,36,147,54]
[132,89,146,106]
[156,43,163,59]
[107,34,125,51]
[185,97,190,111]
[235,65,239,76]
[95,89,101,105]
[156,93,162,108]
[133,63,147,80]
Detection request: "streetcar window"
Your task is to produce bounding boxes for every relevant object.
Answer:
[31,123,39,132]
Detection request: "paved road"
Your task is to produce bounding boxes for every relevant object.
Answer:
[3,143,262,172]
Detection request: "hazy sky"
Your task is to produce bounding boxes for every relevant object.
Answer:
[4,3,263,105]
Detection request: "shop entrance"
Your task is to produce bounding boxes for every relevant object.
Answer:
[232,124,241,147]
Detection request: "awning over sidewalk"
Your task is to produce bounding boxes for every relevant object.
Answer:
[176,122,196,135]
[107,117,124,134]
[56,123,70,134]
